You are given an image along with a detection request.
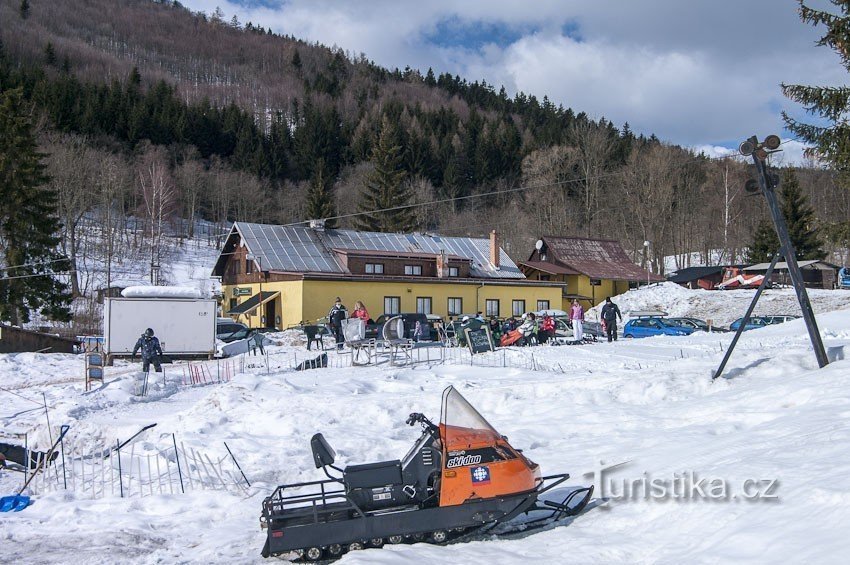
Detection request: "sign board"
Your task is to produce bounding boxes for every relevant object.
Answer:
[234,287,252,297]
[589,278,602,286]
[464,326,494,355]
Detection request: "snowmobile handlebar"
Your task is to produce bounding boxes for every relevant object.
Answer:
[405,412,438,432]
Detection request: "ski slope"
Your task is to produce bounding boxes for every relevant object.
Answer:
[2,285,850,563]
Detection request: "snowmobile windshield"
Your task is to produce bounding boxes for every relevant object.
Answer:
[440,386,501,450]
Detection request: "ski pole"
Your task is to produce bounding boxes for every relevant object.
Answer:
[172,433,185,493]
[224,442,251,487]
[106,424,158,459]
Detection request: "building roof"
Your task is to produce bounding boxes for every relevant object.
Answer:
[331,248,467,261]
[217,222,525,279]
[744,260,838,271]
[531,236,664,282]
[666,266,724,283]
[518,261,580,276]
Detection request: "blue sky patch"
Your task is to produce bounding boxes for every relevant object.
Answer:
[425,17,532,50]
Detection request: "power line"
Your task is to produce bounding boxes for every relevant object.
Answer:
[0,258,70,272]
[0,271,77,282]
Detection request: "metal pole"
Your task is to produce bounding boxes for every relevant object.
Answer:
[172,433,185,493]
[60,431,67,489]
[753,155,828,368]
[116,439,124,498]
[224,442,251,487]
[713,251,781,380]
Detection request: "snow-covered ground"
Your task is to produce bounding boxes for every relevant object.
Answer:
[3,284,850,563]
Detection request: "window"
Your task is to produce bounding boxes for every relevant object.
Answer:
[365,263,384,274]
[485,299,499,317]
[416,297,432,314]
[447,297,463,316]
[384,296,401,315]
[512,299,526,317]
[246,260,253,274]
[404,265,422,275]
[229,298,237,311]
[448,266,459,277]
[537,300,550,311]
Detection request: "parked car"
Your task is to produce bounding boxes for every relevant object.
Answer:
[728,316,769,332]
[623,317,696,338]
[217,319,249,342]
[667,317,712,332]
[764,315,801,325]
[365,313,437,341]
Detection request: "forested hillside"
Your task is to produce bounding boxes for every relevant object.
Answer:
[1,0,848,278]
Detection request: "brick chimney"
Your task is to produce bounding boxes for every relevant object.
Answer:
[436,250,448,278]
[490,230,500,269]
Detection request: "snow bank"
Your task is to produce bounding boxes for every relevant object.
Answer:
[121,285,204,299]
[589,281,850,326]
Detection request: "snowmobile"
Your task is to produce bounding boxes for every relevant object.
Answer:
[260,385,593,560]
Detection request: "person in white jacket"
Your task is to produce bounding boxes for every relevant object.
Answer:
[569,299,585,342]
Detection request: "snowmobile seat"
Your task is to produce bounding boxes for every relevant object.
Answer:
[344,460,403,489]
[311,433,336,468]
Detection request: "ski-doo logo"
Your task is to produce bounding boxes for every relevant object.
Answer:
[470,466,491,484]
[446,454,483,468]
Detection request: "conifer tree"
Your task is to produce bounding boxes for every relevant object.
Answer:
[305,159,337,228]
[44,42,56,66]
[0,88,72,324]
[356,116,415,232]
[19,0,30,19]
[782,2,850,173]
[779,168,825,260]
[746,219,779,264]
[747,169,825,262]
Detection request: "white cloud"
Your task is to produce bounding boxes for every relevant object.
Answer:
[178,1,841,165]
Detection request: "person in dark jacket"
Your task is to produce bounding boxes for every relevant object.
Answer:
[132,328,163,372]
[327,297,348,351]
[601,298,623,342]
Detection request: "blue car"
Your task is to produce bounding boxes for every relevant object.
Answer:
[728,316,770,332]
[622,317,696,338]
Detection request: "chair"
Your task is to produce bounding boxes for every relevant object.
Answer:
[303,325,325,351]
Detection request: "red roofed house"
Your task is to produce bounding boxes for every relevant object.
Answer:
[519,236,663,309]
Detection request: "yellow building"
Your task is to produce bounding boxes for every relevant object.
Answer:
[519,236,663,310]
[212,222,564,329]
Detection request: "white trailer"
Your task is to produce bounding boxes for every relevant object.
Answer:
[104,297,217,359]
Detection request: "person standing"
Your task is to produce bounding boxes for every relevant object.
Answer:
[352,301,370,322]
[570,299,585,342]
[328,297,348,351]
[540,314,556,344]
[132,328,163,373]
[601,297,623,342]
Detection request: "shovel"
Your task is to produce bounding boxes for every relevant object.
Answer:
[0,424,70,513]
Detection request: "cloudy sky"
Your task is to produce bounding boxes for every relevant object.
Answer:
[181,0,845,164]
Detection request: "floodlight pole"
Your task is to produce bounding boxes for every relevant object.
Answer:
[712,137,828,379]
[752,153,828,369]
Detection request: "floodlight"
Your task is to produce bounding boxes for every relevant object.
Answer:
[763,135,781,150]
[739,140,755,156]
[744,178,760,194]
